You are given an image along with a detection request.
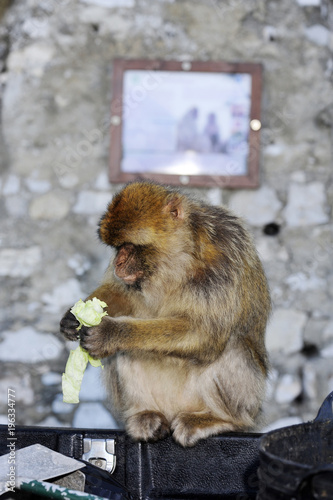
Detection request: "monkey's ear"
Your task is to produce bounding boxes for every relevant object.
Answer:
[163,195,184,220]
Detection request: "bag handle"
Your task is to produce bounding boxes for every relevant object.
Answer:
[313,391,333,422]
[294,392,333,498]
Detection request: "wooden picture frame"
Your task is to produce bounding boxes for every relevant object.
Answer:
[109,59,262,188]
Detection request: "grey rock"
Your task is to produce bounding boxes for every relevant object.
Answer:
[285,272,326,293]
[266,309,306,355]
[229,186,282,226]
[42,279,83,314]
[323,321,333,341]
[2,174,20,195]
[80,0,135,7]
[297,0,320,5]
[321,343,333,358]
[94,171,110,190]
[283,183,329,227]
[41,372,62,386]
[0,247,41,278]
[79,364,107,401]
[206,187,222,206]
[72,402,120,428]
[67,254,92,276]
[7,43,54,77]
[29,192,71,220]
[5,195,29,218]
[22,17,51,40]
[316,105,333,128]
[275,374,302,404]
[0,374,34,405]
[256,238,289,263]
[52,393,76,414]
[73,191,112,215]
[25,177,51,193]
[303,318,328,347]
[0,328,63,363]
[305,25,331,47]
[303,364,317,400]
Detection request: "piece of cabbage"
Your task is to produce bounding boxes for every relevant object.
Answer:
[62,298,107,404]
[71,297,108,329]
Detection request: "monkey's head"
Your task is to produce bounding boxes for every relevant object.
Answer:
[98,182,190,286]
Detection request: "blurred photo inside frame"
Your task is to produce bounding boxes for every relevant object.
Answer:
[110,60,262,188]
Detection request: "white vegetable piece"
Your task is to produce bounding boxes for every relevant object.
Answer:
[62,298,107,404]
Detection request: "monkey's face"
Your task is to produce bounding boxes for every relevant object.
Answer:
[114,243,140,285]
[113,243,157,287]
[99,182,187,288]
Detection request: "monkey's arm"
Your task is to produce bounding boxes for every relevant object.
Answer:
[60,283,133,341]
[85,283,133,316]
[80,315,225,363]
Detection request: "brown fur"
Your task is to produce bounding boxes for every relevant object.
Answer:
[60,181,271,447]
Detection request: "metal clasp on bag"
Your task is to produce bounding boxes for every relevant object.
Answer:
[82,438,116,473]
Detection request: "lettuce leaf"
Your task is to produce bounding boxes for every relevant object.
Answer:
[70,297,108,328]
[62,345,103,403]
[62,298,107,404]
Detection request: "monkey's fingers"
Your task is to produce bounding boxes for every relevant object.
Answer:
[60,310,80,341]
[80,325,112,359]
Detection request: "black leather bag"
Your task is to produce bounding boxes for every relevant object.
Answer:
[0,425,261,499]
[257,391,333,500]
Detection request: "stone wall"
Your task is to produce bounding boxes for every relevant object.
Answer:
[0,0,332,430]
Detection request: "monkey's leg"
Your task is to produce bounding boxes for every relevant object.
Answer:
[171,411,236,447]
[126,410,170,442]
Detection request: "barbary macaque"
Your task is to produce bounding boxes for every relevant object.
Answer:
[60,181,271,447]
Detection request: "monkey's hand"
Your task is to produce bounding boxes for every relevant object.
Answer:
[80,316,120,359]
[60,309,80,341]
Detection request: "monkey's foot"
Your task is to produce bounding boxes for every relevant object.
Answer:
[126,411,170,442]
[171,412,236,447]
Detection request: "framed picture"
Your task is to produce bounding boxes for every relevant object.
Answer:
[109,59,262,188]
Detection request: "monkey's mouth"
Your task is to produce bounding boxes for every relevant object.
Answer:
[114,243,144,285]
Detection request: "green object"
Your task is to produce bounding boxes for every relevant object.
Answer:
[19,478,106,500]
[62,345,103,404]
[62,298,107,404]
[71,298,107,328]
